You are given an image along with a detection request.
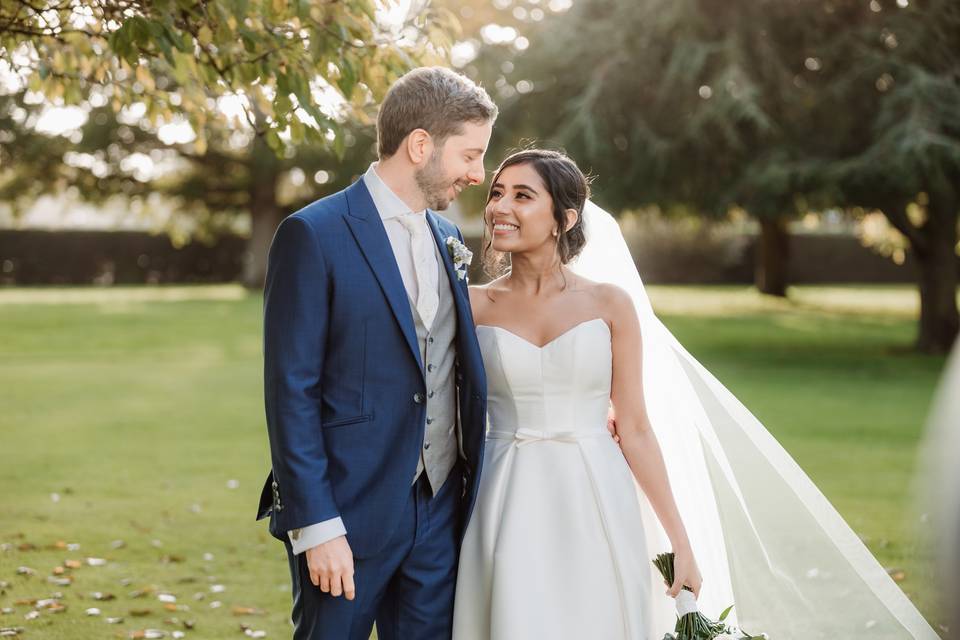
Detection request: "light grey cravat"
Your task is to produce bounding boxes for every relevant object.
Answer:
[396,213,439,330]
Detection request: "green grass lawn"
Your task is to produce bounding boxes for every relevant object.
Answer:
[0,284,950,638]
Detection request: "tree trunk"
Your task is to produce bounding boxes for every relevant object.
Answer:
[244,195,284,289]
[913,200,959,354]
[242,135,282,289]
[755,216,790,297]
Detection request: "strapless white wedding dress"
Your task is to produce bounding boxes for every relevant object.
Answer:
[452,318,675,640]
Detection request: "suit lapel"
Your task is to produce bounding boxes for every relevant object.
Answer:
[426,212,470,319]
[427,212,485,383]
[344,180,423,373]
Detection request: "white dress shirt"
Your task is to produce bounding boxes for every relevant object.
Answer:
[288,163,439,555]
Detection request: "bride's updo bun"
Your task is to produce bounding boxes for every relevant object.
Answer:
[483,149,591,275]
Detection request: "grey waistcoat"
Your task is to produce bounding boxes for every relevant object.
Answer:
[409,240,460,494]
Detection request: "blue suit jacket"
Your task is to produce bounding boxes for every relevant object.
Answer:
[256,179,488,559]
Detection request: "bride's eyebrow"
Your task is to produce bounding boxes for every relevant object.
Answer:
[490,181,539,195]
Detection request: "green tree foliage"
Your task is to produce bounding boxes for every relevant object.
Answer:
[481,0,803,296]
[803,0,960,353]
[0,0,457,286]
[485,0,958,351]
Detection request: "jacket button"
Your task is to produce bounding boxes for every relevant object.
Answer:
[424,442,431,450]
[413,393,424,404]
[427,364,435,372]
[426,417,434,425]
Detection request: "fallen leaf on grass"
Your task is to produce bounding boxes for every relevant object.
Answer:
[15,567,35,576]
[64,560,82,569]
[35,599,61,610]
[0,627,24,636]
[888,568,906,582]
[16,544,34,552]
[85,608,101,616]
[92,592,116,601]
[232,607,264,616]
[105,617,124,624]
[86,557,107,566]
[240,624,267,638]
[129,608,153,617]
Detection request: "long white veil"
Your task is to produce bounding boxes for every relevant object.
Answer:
[570,201,940,639]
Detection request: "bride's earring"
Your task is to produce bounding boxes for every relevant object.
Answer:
[552,228,559,237]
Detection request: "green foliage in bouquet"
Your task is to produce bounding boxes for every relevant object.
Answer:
[653,552,766,640]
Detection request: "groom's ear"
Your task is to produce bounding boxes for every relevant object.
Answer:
[405,128,434,165]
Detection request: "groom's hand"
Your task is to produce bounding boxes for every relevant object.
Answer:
[305,535,356,601]
[606,406,621,444]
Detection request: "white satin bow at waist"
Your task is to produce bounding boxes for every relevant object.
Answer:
[487,428,610,447]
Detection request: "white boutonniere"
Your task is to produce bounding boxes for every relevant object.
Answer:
[445,236,473,282]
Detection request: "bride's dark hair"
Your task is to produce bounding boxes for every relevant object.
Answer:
[482,149,591,278]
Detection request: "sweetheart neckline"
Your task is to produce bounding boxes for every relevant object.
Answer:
[476,317,609,350]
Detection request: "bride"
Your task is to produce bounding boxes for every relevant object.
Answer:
[452,149,939,639]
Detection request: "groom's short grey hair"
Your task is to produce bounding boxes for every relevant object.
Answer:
[377,66,497,159]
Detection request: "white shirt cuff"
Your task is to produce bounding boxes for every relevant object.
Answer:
[288,517,347,555]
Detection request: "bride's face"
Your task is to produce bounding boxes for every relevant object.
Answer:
[484,163,557,254]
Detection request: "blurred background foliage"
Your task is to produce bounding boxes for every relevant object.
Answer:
[1,0,957,352]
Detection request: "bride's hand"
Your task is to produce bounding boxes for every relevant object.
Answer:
[668,548,702,598]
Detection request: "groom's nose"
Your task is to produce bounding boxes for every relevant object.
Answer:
[466,165,485,185]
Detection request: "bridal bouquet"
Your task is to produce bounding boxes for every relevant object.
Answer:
[653,552,767,640]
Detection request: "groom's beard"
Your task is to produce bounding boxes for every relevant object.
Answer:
[415,150,463,211]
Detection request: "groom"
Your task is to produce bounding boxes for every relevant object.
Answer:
[256,67,496,639]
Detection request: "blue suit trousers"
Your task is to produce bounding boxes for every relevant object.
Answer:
[284,464,464,640]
